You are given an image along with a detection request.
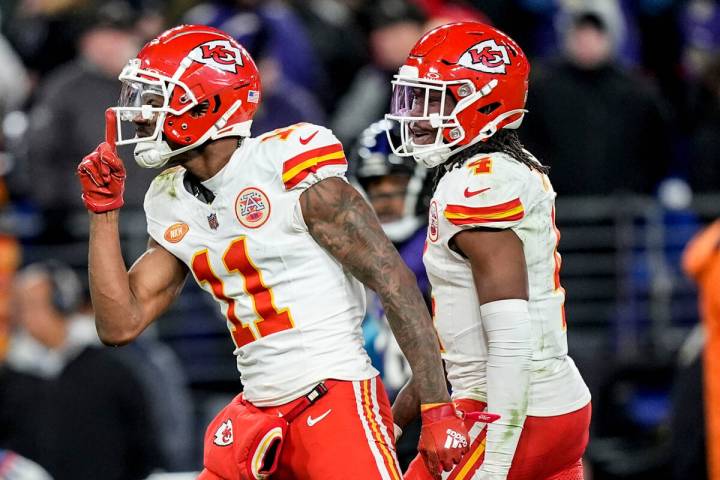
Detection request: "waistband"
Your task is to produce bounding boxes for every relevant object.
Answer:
[274,379,344,423]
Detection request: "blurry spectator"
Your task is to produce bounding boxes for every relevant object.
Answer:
[688,54,720,192]
[330,0,426,145]
[627,0,685,112]
[183,0,326,135]
[288,0,370,112]
[248,30,326,135]
[521,9,672,195]
[0,236,20,361]
[0,35,24,364]
[0,261,162,480]
[0,33,30,212]
[16,1,156,242]
[4,0,87,78]
[183,0,323,93]
[680,0,720,81]
[682,220,720,479]
[0,34,30,116]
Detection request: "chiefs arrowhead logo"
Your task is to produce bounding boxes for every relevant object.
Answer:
[213,419,234,446]
[459,39,511,74]
[428,200,439,243]
[189,40,244,73]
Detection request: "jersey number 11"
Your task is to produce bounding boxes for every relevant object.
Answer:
[191,237,295,347]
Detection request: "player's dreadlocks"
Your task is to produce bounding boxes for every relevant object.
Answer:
[431,129,549,192]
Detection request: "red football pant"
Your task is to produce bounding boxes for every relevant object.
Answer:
[405,400,591,480]
[202,376,402,480]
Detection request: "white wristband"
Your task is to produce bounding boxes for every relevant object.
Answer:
[393,423,403,440]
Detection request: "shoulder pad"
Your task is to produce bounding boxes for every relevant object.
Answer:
[257,123,348,191]
[440,153,531,229]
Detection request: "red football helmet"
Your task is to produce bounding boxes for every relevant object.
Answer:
[113,25,261,168]
[385,22,530,168]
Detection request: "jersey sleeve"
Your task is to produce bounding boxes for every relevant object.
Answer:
[266,123,348,191]
[441,153,531,231]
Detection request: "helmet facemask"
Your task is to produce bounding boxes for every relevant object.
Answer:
[114,59,202,168]
[385,65,527,168]
[114,58,249,169]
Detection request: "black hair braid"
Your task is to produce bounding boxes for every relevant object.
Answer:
[431,129,549,193]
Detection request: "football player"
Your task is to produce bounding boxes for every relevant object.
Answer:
[77,25,469,479]
[385,22,592,480]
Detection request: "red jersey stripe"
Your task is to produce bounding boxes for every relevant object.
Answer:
[283,158,347,189]
[445,197,523,216]
[282,143,344,173]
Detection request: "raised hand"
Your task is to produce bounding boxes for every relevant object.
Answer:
[77,109,126,213]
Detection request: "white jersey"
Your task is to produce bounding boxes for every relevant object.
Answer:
[424,151,590,416]
[144,123,377,406]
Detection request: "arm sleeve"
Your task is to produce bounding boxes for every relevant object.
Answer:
[479,299,532,478]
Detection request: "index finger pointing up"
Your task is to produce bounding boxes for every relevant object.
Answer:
[105,108,117,150]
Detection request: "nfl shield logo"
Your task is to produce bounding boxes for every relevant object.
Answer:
[207,213,219,230]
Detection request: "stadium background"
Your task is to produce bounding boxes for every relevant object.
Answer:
[0,0,718,478]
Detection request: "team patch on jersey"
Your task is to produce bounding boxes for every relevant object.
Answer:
[444,198,524,225]
[189,40,244,73]
[458,39,512,74]
[428,200,439,242]
[164,222,189,243]
[282,143,346,189]
[213,419,233,446]
[235,187,271,228]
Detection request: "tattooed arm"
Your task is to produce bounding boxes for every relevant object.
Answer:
[300,177,449,404]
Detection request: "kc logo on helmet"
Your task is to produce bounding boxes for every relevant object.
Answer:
[189,40,244,73]
[459,39,511,74]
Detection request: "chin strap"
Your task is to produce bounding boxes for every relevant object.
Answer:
[134,100,248,169]
[412,109,528,168]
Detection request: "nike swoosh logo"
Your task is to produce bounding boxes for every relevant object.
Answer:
[299,130,319,145]
[307,409,332,427]
[463,187,491,198]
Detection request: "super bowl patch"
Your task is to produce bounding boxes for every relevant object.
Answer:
[235,187,271,228]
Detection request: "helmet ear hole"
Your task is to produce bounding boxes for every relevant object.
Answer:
[210,94,221,113]
[478,102,501,114]
[189,100,210,118]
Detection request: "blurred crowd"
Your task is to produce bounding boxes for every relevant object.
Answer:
[0,0,718,478]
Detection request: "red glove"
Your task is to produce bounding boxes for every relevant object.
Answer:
[418,402,470,478]
[77,109,126,213]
